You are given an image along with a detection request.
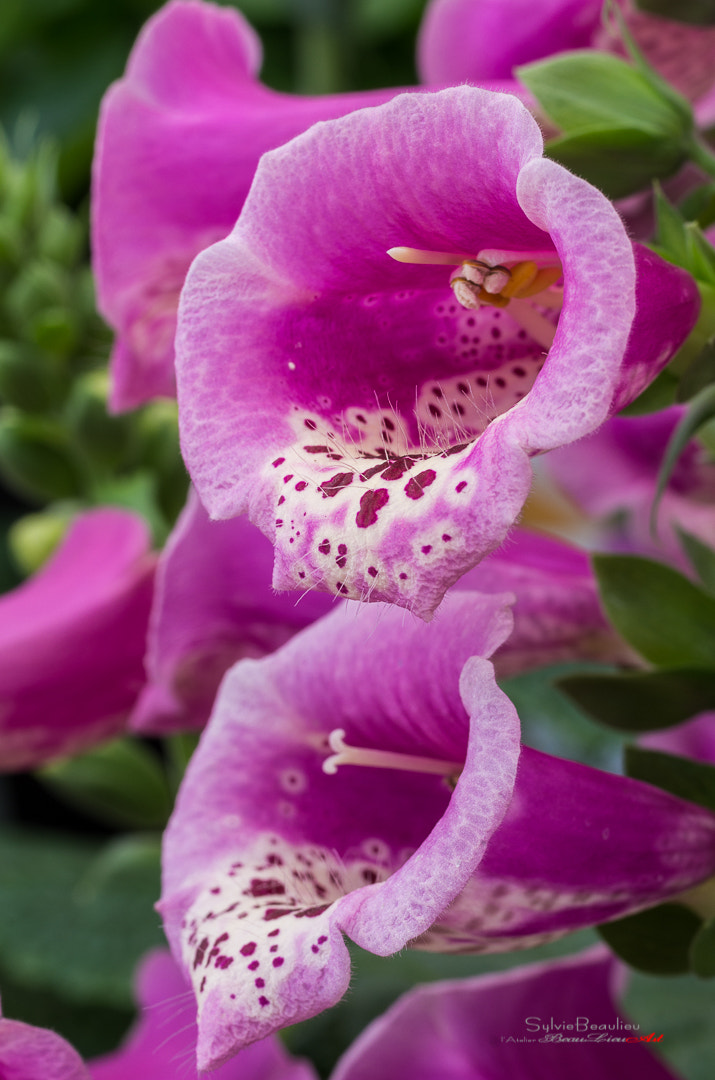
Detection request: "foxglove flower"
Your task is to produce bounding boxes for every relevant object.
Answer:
[418,0,715,125]
[0,509,154,771]
[93,0,415,409]
[177,86,698,617]
[160,592,715,1068]
[131,488,334,734]
[333,948,674,1080]
[545,407,715,565]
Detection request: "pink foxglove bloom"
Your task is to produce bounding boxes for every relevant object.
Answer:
[160,591,715,1068]
[0,509,154,771]
[131,488,334,734]
[177,86,698,617]
[418,0,715,125]
[333,948,674,1080]
[544,408,715,565]
[93,0,415,410]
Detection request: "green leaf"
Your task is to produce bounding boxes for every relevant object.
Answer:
[517,50,691,135]
[37,738,173,830]
[652,384,715,526]
[690,918,715,977]
[0,826,164,1007]
[558,669,715,732]
[593,554,715,669]
[545,126,686,199]
[677,338,715,401]
[598,903,702,974]
[0,409,83,503]
[679,182,715,229]
[679,529,715,594]
[625,745,715,813]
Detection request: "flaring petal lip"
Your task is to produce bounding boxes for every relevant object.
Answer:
[160,592,715,1069]
[92,0,411,411]
[0,509,155,772]
[176,85,699,618]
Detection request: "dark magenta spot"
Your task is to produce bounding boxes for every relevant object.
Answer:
[193,938,209,969]
[405,469,436,500]
[336,582,349,595]
[247,879,286,898]
[295,481,307,491]
[456,481,467,493]
[267,928,280,937]
[383,417,395,431]
[283,474,294,483]
[273,957,285,968]
[259,996,270,1007]
[296,904,331,919]
[495,377,506,389]
[305,444,329,453]
[318,936,328,944]
[240,942,257,957]
[311,944,319,953]
[270,945,278,953]
[277,495,285,506]
[338,543,347,555]
[336,555,347,569]
[442,534,452,542]
[319,472,354,498]
[428,403,441,418]
[476,376,487,387]
[210,888,221,895]
[512,366,526,377]
[491,327,501,339]
[318,539,331,555]
[215,956,234,969]
[272,457,285,467]
[215,932,228,944]
[367,566,378,577]
[248,960,260,971]
[356,488,389,528]
[399,572,407,580]
[264,908,292,921]
[200,976,206,992]
[255,978,265,988]
[421,545,432,554]
[457,382,469,395]
[304,419,317,430]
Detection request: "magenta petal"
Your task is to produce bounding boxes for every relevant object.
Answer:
[177,86,698,616]
[460,528,632,676]
[89,949,316,1080]
[546,407,715,564]
[93,0,407,409]
[640,713,715,766]
[417,0,601,84]
[0,509,155,771]
[131,489,334,734]
[0,1001,89,1080]
[331,947,674,1080]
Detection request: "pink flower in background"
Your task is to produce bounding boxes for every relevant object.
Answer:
[333,948,676,1080]
[177,85,698,617]
[544,407,715,565]
[160,589,715,1067]
[417,0,715,125]
[131,489,334,734]
[0,509,154,772]
[92,0,415,410]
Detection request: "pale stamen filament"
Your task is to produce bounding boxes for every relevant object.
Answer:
[322,728,463,779]
[507,299,558,351]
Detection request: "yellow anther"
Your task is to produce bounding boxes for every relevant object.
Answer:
[500,260,538,299]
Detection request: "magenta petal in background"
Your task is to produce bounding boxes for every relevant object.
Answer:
[90,949,316,1080]
[0,509,155,772]
[93,0,410,410]
[460,527,632,676]
[131,488,334,734]
[332,948,675,1080]
[417,0,601,84]
[0,1002,89,1080]
[545,408,715,564]
[418,0,715,115]
[177,86,698,617]
[160,592,715,1067]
